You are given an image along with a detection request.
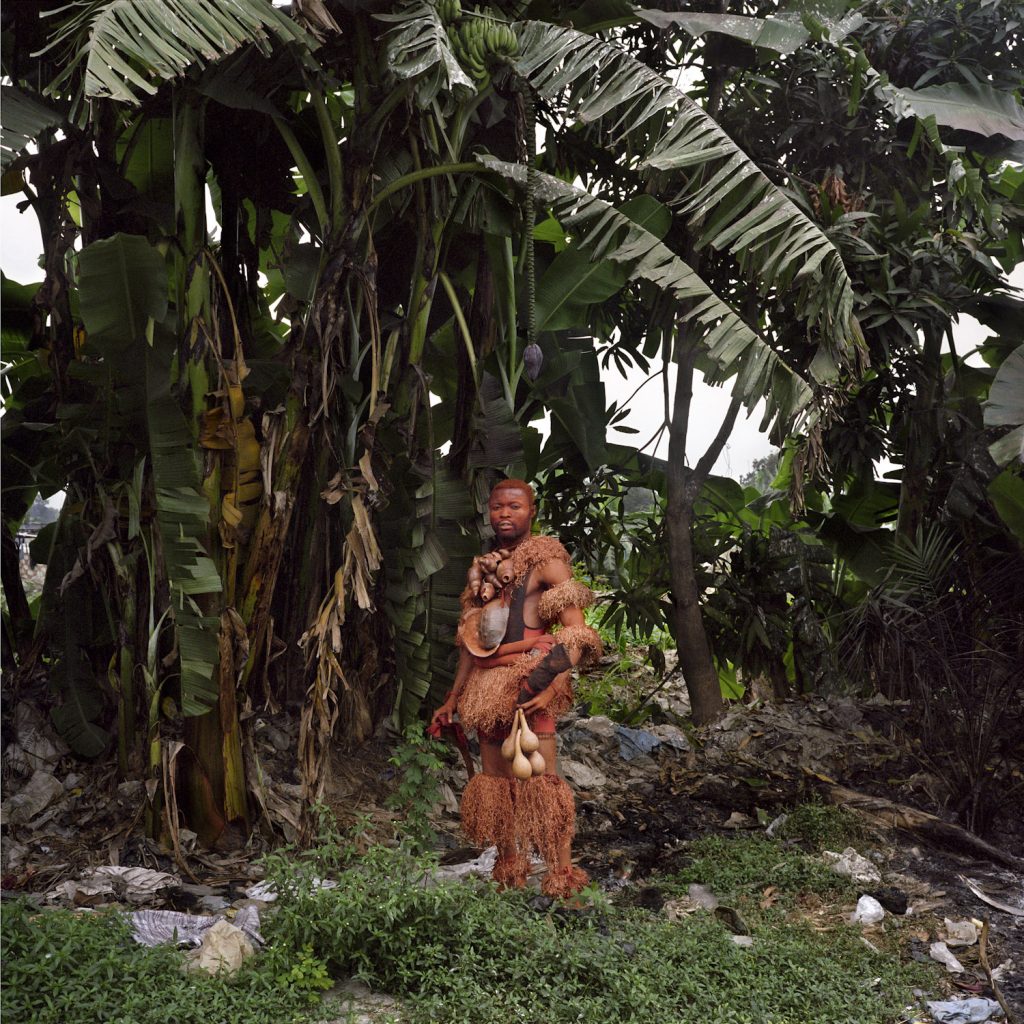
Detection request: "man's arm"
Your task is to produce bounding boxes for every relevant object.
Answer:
[430,647,473,728]
[517,559,592,714]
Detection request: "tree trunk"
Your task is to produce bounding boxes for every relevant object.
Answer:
[666,482,724,724]
[664,336,740,725]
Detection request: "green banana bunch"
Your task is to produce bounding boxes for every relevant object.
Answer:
[436,0,461,25]
[449,14,519,83]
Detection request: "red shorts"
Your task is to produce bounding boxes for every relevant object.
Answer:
[478,711,556,745]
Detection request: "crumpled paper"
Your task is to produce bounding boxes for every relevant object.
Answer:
[823,847,882,885]
[47,866,179,905]
[0,770,64,826]
[929,940,966,974]
[185,920,254,975]
[129,905,262,948]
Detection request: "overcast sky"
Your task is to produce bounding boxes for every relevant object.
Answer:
[3,192,1019,480]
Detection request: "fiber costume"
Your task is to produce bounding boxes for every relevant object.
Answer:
[453,535,602,896]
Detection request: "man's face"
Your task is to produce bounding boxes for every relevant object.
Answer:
[489,486,534,545]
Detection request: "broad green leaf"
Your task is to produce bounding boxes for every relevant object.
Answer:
[896,81,1024,143]
[377,0,474,108]
[984,345,1024,428]
[1,87,64,170]
[480,156,813,433]
[988,470,1024,547]
[78,233,168,346]
[638,10,811,55]
[535,248,629,331]
[513,19,858,367]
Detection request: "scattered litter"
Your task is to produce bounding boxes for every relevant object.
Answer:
[432,847,497,882]
[959,875,1024,918]
[47,866,179,905]
[185,919,254,975]
[850,895,885,925]
[722,811,757,829]
[130,905,262,948]
[560,759,609,790]
[730,934,754,947]
[926,996,1004,1023]
[990,959,1013,983]
[944,917,981,947]
[823,847,882,885]
[615,725,661,761]
[656,885,718,922]
[244,876,338,902]
[688,884,718,910]
[868,886,908,915]
[2,703,69,775]
[764,813,788,837]
[0,770,65,826]
[930,941,966,974]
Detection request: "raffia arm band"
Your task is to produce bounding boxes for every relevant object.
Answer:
[537,579,595,623]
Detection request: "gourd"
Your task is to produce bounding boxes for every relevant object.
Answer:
[516,707,539,754]
[528,749,546,775]
[511,732,532,780]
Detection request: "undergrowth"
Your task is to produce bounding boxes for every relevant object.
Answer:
[778,801,865,851]
[3,822,932,1024]
[670,833,854,904]
[260,830,927,1024]
[0,901,323,1024]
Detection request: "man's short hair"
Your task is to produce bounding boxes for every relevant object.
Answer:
[490,478,536,506]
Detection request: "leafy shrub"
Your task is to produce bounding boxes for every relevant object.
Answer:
[0,901,318,1024]
[670,834,853,903]
[778,802,864,851]
[262,834,924,1024]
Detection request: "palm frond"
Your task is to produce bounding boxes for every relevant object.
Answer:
[514,21,859,369]
[481,156,812,433]
[41,0,313,106]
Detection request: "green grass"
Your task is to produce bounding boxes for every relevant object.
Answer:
[777,801,865,851]
[668,833,854,904]
[0,902,326,1024]
[2,829,934,1024]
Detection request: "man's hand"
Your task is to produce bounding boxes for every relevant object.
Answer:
[430,699,457,730]
[517,677,562,715]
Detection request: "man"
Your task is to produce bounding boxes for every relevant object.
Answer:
[430,479,602,897]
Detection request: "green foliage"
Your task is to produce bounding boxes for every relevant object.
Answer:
[277,945,334,1005]
[384,724,447,851]
[260,835,924,1024]
[0,901,319,1024]
[670,834,853,904]
[778,802,865,852]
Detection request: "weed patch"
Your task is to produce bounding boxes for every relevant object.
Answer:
[670,834,854,903]
[0,901,321,1024]
[262,837,928,1024]
[778,802,864,851]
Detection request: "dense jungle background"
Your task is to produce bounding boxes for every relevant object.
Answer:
[1,1,1022,1022]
